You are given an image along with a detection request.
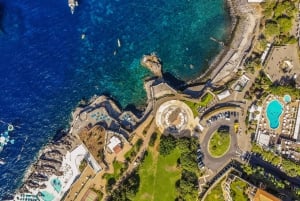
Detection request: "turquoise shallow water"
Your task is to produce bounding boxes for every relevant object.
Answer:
[266,100,283,129]
[51,178,62,193]
[41,191,54,201]
[0,0,230,198]
[284,95,291,103]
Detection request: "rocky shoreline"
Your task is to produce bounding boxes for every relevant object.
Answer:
[13,75,178,200]
[13,0,260,200]
[190,0,260,86]
[18,134,81,194]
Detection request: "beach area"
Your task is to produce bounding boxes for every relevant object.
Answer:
[11,0,264,200]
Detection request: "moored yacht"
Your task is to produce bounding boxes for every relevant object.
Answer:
[68,0,78,14]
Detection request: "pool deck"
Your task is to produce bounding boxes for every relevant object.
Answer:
[255,95,299,144]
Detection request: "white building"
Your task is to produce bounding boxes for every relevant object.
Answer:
[293,102,300,141]
[217,90,231,100]
[256,131,271,147]
[107,136,122,153]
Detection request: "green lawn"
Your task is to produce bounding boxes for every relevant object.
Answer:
[204,179,225,201]
[208,131,231,158]
[104,160,124,181]
[125,138,144,161]
[230,178,249,201]
[200,93,214,106]
[184,92,214,117]
[133,148,182,201]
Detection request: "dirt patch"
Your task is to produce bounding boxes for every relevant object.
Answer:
[141,193,153,200]
[165,165,178,172]
[78,125,106,165]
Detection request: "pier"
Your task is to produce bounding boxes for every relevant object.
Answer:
[210,37,225,47]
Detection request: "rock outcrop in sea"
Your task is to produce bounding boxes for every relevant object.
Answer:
[141,53,163,77]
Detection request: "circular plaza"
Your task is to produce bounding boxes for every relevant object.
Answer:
[155,100,194,135]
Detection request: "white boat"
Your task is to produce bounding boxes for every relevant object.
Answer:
[68,0,78,14]
[117,38,121,48]
[0,158,5,165]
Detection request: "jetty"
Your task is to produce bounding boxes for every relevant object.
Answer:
[68,0,78,14]
[210,37,224,47]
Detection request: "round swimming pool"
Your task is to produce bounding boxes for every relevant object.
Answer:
[284,95,291,103]
[266,100,283,130]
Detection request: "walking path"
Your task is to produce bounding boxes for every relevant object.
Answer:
[104,117,157,199]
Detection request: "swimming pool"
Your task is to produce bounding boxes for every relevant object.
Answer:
[266,100,283,129]
[51,178,62,193]
[284,95,291,103]
[40,191,54,201]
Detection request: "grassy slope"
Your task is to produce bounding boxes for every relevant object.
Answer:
[133,148,181,201]
[184,92,214,117]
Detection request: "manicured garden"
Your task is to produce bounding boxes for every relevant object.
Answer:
[208,131,231,158]
[184,92,214,116]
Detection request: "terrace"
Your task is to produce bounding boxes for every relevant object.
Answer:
[264,44,300,86]
[232,74,250,92]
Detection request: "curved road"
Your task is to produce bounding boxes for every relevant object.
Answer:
[200,119,238,173]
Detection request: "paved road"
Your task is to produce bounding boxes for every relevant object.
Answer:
[200,118,238,173]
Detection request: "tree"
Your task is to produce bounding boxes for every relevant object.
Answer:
[159,135,176,156]
[277,17,292,33]
[149,132,157,147]
[265,21,280,37]
[180,152,198,173]
[176,137,190,152]
[274,3,286,18]
[176,170,198,201]
[108,171,140,201]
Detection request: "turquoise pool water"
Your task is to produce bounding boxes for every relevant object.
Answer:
[40,191,54,201]
[266,100,283,129]
[51,178,62,193]
[284,95,291,103]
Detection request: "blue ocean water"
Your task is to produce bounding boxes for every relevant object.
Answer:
[0,0,230,198]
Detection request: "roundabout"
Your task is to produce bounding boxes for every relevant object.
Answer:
[200,119,238,173]
[208,129,231,158]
